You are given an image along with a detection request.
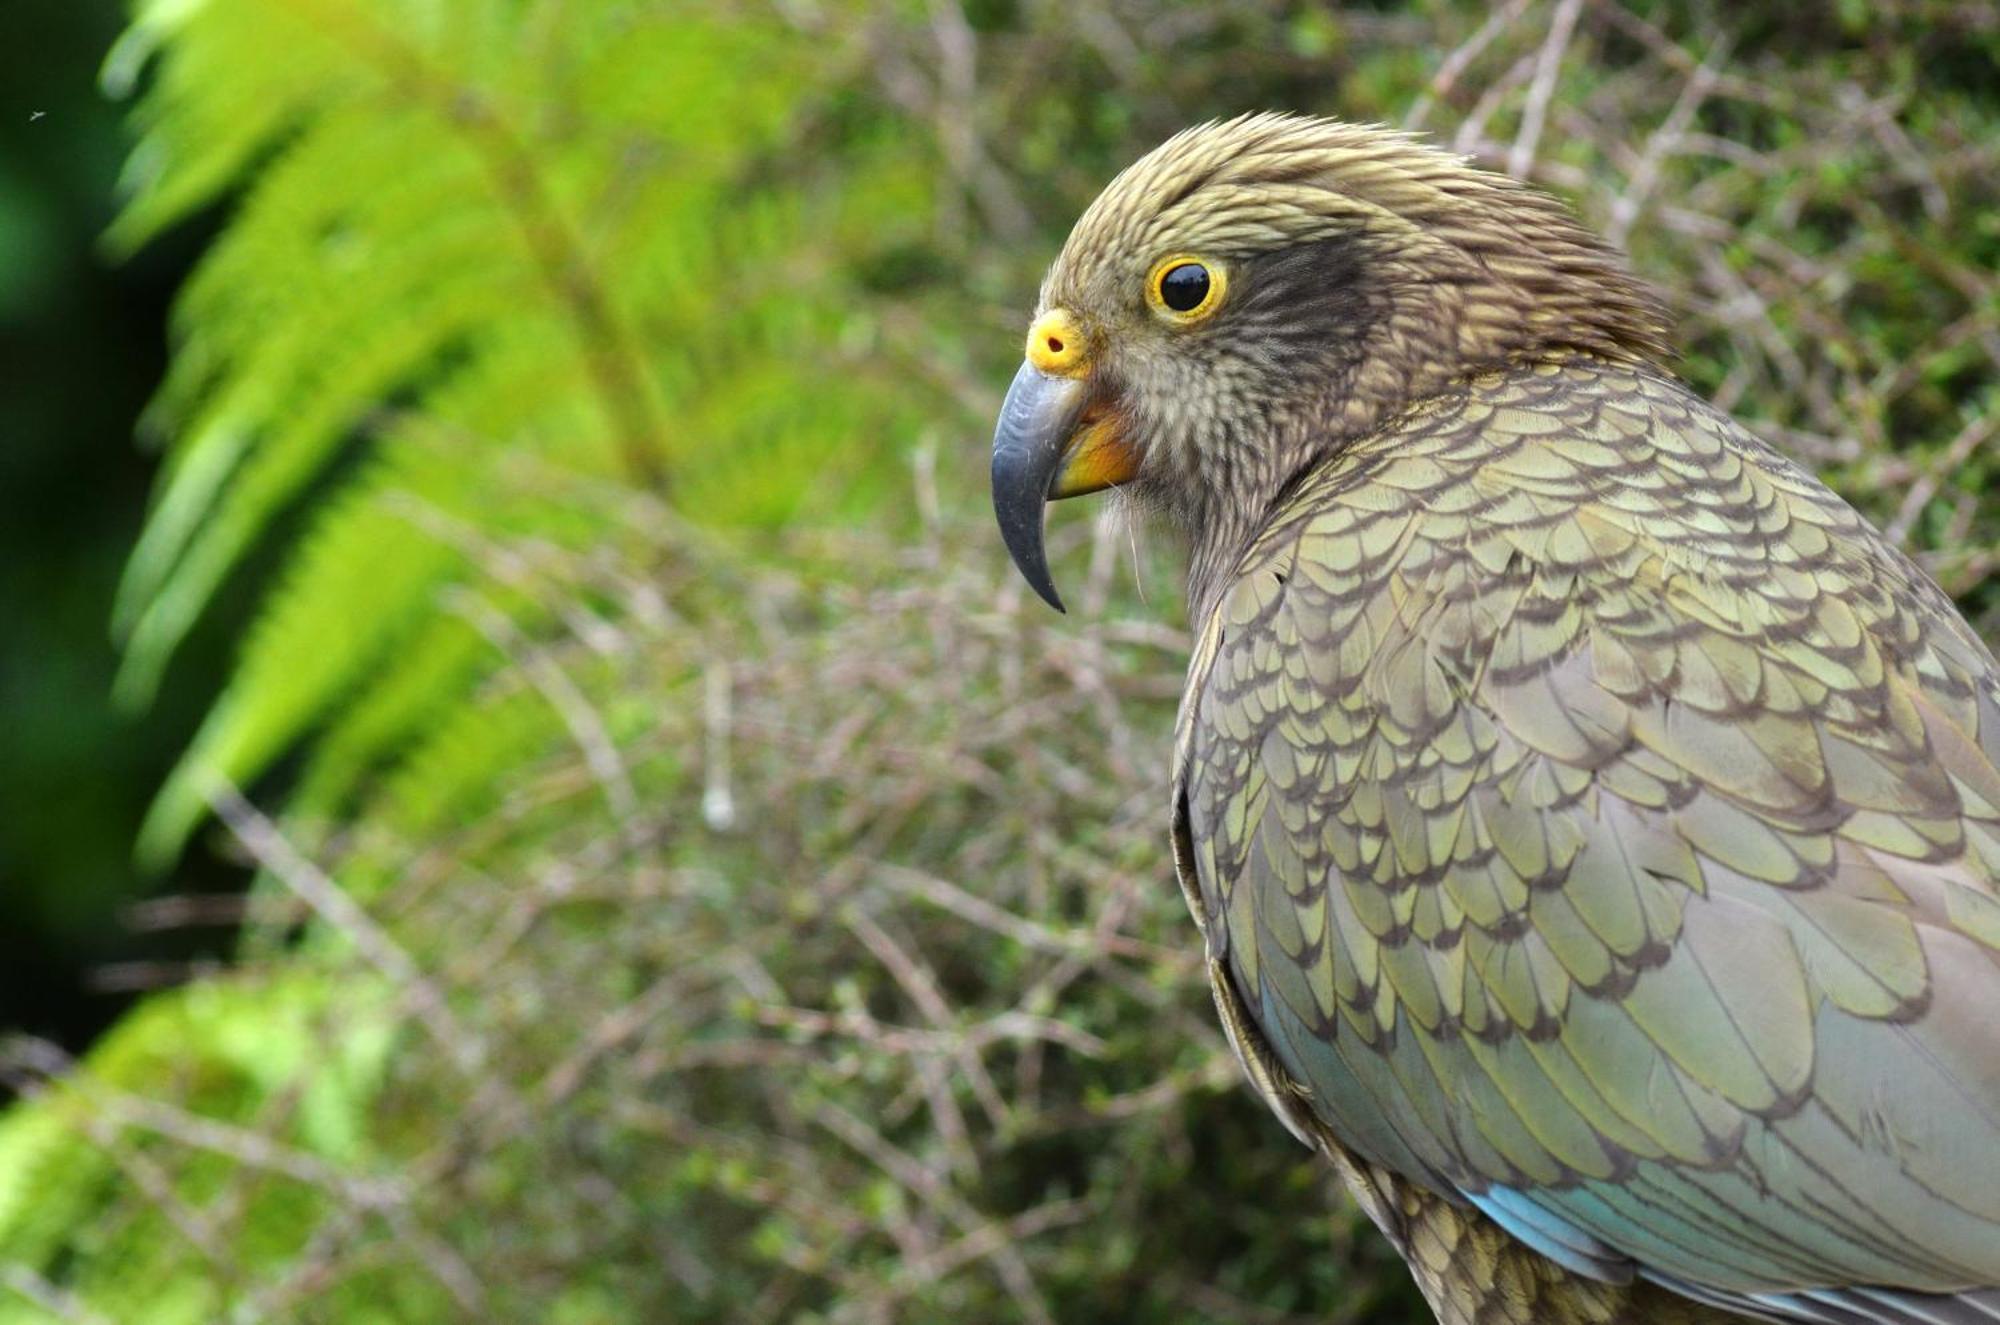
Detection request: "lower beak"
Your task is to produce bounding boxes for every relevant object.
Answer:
[989,361,1137,613]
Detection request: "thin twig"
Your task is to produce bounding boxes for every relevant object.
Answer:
[207,782,484,1075]
[1405,0,1534,130]
[1886,413,2000,547]
[1508,0,1586,179]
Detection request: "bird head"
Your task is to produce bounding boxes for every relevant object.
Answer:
[990,113,1671,612]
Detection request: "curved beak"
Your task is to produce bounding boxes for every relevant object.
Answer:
[990,361,1138,613]
[991,362,1087,612]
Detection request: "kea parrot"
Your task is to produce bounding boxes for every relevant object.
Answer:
[988,114,2000,1324]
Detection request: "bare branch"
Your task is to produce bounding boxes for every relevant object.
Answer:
[207,782,483,1075]
[1508,0,1585,179]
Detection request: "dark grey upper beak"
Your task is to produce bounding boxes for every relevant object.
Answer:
[990,360,1088,613]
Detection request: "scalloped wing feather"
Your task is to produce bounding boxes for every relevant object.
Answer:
[1174,358,2000,1322]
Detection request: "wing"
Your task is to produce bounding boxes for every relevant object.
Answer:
[1175,358,2000,1322]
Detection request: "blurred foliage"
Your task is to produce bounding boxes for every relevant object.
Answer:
[0,0,245,1048]
[3,0,1999,1321]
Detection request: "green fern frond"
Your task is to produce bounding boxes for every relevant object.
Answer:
[136,474,463,863]
[370,681,563,839]
[103,0,357,253]
[113,0,942,859]
[290,612,488,819]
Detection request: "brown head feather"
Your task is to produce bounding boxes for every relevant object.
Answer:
[1032,114,1674,612]
[1052,113,1671,369]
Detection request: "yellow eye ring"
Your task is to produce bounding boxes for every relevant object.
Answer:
[1146,255,1225,321]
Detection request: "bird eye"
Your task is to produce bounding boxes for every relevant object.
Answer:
[1148,256,1224,321]
[1159,263,1209,311]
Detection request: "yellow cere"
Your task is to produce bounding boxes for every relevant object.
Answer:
[1026,308,1090,377]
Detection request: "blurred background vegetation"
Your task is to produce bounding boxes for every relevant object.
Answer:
[0,0,245,1052]
[0,1,1995,1321]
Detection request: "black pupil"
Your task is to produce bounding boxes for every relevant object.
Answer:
[1159,263,1210,312]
